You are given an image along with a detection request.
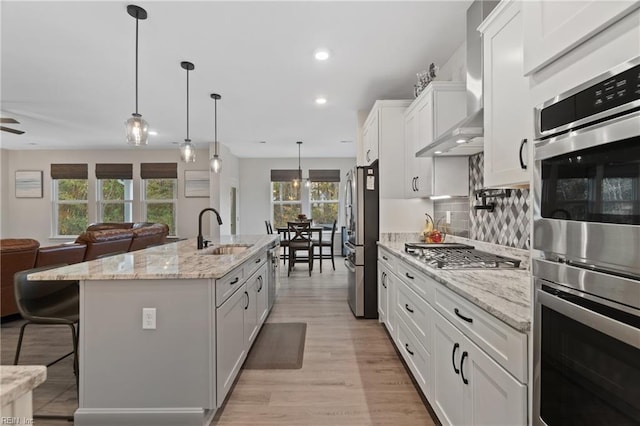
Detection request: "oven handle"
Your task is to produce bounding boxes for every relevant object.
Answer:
[537,284,640,349]
[344,258,356,273]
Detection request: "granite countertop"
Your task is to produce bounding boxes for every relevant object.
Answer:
[0,365,47,406]
[28,235,279,281]
[378,241,531,333]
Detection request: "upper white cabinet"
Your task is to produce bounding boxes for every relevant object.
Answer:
[362,111,379,166]
[522,0,640,75]
[363,100,412,198]
[404,82,467,198]
[480,0,531,188]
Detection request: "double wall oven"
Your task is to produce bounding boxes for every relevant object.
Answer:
[533,57,640,425]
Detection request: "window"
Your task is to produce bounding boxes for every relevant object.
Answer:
[309,169,340,227]
[96,164,133,223]
[51,164,89,237]
[271,169,303,228]
[141,163,178,235]
[310,181,339,226]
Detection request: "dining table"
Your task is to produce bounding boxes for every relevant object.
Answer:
[276,224,325,272]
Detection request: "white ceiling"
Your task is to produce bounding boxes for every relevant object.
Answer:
[1,1,471,158]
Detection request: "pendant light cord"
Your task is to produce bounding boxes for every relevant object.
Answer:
[186,67,190,140]
[135,14,139,114]
[214,97,218,156]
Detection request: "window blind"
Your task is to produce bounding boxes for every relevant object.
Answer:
[309,169,341,182]
[95,163,133,179]
[50,164,88,179]
[270,169,299,182]
[140,163,178,179]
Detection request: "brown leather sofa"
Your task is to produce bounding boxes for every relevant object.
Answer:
[1,239,40,317]
[1,222,169,317]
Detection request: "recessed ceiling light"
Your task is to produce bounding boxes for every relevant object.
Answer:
[434,150,442,154]
[314,49,330,61]
[28,142,37,146]
[456,138,466,144]
[148,130,158,136]
[315,97,327,105]
[259,141,267,144]
[340,140,352,143]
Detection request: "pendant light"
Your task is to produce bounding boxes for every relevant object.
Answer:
[209,93,222,173]
[125,5,149,146]
[179,61,196,163]
[293,141,304,188]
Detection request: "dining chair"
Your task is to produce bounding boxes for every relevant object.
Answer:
[287,221,312,276]
[264,220,273,234]
[312,219,338,271]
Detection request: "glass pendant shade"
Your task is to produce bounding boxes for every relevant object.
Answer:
[210,154,222,173]
[125,113,149,146]
[180,139,196,162]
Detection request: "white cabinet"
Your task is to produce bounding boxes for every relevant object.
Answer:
[362,111,379,166]
[216,281,247,406]
[216,255,269,408]
[362,100,412,198]
[377,264,389,326]
[378,248,397,336]
[404,82,468,197]
[480,0,531,188]
[433,311,527,426]
[522,0,640,75]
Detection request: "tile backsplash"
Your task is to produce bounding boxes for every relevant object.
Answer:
[433,153,531,249]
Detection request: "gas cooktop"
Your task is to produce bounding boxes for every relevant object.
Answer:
[404,243,521,270]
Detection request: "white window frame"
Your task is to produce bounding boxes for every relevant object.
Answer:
[271,181,303,228]
[51,178,89,238]
[97,178,134,223]
[308,181,340,226]
[141,178,178,236]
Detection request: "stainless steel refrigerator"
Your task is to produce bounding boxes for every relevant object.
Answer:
[344,161,379,318]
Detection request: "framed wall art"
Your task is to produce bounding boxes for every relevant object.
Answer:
[184,170,210,198]
[15,170,43,198]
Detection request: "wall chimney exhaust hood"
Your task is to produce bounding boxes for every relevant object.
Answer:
[417,0,498,157]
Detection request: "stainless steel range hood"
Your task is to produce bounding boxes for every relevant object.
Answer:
[417,0,498,157]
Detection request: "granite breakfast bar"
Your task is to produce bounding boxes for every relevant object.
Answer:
[28,235,279,426]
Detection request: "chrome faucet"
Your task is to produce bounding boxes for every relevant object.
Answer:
[197,208,223,249]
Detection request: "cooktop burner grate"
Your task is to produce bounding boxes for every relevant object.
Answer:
[404,243,521,269]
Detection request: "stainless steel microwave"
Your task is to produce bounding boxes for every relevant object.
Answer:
[533,57,640,277]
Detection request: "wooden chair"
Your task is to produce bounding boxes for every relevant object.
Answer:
[312,219,338,271]
[264,220,273,234]
[287,221,312,276]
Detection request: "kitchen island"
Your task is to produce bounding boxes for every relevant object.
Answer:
[28,235,279,426]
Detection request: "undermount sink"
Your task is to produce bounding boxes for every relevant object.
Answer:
[199,244,252,255]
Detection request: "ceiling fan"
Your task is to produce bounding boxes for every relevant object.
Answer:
[1,117,25,135]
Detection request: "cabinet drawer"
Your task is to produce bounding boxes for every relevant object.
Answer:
[378,247,396,273]
[246,252,267,279]
[434,287,527,383]
[397,261,435,305]
[396,314,432,399]
[396,279,432,352]
[215,265,245,307]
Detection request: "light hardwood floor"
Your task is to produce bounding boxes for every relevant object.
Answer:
[1,258,437,425]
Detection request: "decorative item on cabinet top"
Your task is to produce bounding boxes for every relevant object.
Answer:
[413,63,439,97]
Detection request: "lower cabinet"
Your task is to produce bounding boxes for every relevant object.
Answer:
[216,282,248,407]
[216,259,270,408]
[433,309,527,426]
[382,252,528,426]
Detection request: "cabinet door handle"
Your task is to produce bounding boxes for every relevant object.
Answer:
[452,343,460,374]
[519,138,528,170]
[244,291,249,309]
[257,276,263,292]
[255,258,261,264]
[405,343,414,356]
[230,277,239,285]
[405,304,414,313]
[454,308,473,323]
[382,255,388,261]
[405,272,414,280]
[382,272,387,289]
[366,149,371,162]
[415,176,419,192]
[460,351,469,385]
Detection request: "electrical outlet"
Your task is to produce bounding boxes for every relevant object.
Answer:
[142,308,156,330]
[446,211,451,224]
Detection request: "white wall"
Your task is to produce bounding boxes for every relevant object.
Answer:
[437,41,466,83]
[0,148,215,245]
[212,143,240,237]
[238,157,356,236]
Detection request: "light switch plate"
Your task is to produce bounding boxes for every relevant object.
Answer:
[142,308,156,330]
[446,211,451,224]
